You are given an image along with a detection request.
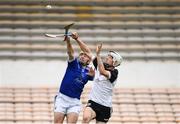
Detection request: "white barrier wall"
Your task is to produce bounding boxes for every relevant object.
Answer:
[0,60,179,88]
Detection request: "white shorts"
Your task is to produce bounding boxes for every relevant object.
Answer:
[54,93,82,114]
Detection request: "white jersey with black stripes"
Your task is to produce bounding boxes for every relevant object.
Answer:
[88,58,118,107]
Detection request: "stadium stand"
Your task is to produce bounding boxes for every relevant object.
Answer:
[0,87,180,124]
[0,0,179,60]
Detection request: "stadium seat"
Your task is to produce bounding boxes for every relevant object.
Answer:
[0,0,180,60]
[0,87,180,123]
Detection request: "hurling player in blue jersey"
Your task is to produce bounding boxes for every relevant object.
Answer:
[54,32,95,124]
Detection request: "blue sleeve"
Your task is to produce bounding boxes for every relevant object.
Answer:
[68,58,78,68]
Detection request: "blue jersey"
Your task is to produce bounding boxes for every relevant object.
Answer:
[59,58,94,99]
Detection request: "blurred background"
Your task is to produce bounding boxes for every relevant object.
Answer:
[0,0,180,124]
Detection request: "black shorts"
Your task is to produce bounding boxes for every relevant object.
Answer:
[86,100,112,123]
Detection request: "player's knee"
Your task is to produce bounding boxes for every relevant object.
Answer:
[83,114,91,123]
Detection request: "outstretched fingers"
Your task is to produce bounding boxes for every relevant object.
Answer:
[96,43,102,55]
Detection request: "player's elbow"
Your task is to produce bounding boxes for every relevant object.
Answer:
[67,50,74,55]
[67,51,74,58]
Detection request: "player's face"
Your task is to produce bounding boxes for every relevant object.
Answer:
[79,53,90,66]
[104,55,113,66]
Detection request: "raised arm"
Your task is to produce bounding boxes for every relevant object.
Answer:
[71,32,92,58]
[65,36,74,61]
[96,43,110,79]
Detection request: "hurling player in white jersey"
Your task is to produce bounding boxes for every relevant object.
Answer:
[83,43,123,123]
